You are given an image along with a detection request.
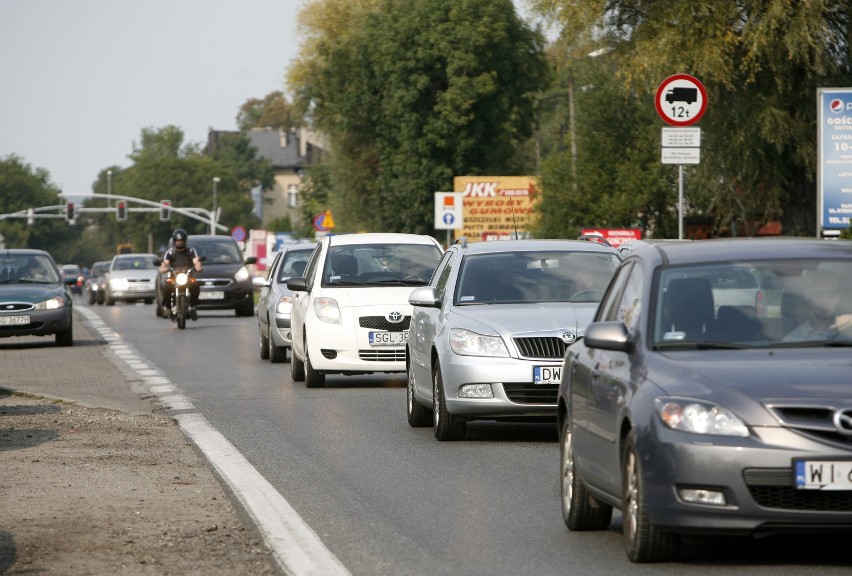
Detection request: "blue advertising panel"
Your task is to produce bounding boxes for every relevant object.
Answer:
[818,88,852,232]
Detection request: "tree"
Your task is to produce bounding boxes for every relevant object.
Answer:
[527,0,852,237]
[236,91,304,132]
[288,0,548,234]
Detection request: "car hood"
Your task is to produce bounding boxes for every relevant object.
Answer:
[451,302,597,336]
[320,285,416,309]
[646,349,852,425]
[196,262,247,280]
[0,283,67,303]
[110,270,157,280]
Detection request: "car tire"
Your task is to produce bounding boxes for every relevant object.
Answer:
[291,347,305,382]
[55,324,73,347]
[561,418,612,530]
[407,363,432,427]
[236,302,254,317]
[622,431,679,562]
[268,325,286,363]
[259,325,270,360]
[432,362,465,441]
[86,290,95,305]
[304,336,325,388]
[104,291,115,306]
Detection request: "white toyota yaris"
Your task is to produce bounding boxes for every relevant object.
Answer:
[288,233,444,388]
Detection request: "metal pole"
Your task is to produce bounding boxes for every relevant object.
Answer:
[678,164,684,240]
[107,170,112,208]
[212,176,220,235]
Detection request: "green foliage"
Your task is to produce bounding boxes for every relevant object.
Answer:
[291,0,548,234]
[528,0,852,238]
[236,91,304,132]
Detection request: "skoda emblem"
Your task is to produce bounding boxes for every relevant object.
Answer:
[833,409,852,436]
[387,311,403,323]
[561,330,577,344]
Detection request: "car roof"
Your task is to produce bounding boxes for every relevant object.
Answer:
[629,237,852,266]
[113,253,157,259]
[1,248,50,256]
[188,235,238,243]
[327,233,441,247]
[452,238,620,255]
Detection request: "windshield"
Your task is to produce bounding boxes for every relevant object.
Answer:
[455,250,621,305]
[653,259,852,349]
[112,256,157,270]
[0,254,61,284]
[192,239,243,264]
[321,243,442,287]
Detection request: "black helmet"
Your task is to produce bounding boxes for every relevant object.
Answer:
[172,229,188,243]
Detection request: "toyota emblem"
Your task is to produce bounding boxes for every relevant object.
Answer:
[833,408,852,436]
[387,311,403,323]
[561,331,577,344]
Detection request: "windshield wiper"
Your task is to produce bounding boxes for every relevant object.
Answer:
[654,340,750,350]
[325,280,365,286]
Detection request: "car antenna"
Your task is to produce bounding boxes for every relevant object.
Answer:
[509,197,519,239]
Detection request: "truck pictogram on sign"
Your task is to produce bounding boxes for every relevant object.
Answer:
[665,87,698,105]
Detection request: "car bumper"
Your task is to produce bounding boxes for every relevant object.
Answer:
[0,307,72,338]
[272,315,292,347]
[109,288,156,301]
[635,424,852,534]
[438,352,561,419]
[305,320,407,373]
[196,281,253,310]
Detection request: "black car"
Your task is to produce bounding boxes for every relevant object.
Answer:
[0,249,75,346]
[156,235,257,317]
[84,260,111,305]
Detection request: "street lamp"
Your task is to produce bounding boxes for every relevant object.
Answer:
[107,170,112,208]
[212,176,221,235]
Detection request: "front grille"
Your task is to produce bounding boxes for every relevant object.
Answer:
[745,469,852,511]
[503,383,558,405]
[0,302,35,312]
[359,316,410,332]
[127,278,152,284]
[199,279,232,288]
[359,349,406,362]
[513,337,566,360]
[766,404,852,446]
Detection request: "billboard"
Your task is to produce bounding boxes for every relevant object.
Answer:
[818,88,852,233]
[452,176,537,241]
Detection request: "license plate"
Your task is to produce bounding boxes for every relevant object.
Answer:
[0,315,29,326]
[369,331,408,346]
[533,365,561,385]
[199,291,224,300]
[795,460,852,490]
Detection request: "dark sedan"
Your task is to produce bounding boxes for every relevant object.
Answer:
[0,249,74,346]
[557,238,852,562]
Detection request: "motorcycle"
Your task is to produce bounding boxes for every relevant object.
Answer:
[164,266,197,330]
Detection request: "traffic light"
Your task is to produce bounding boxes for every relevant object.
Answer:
[116,201,127,221]
[64,201,74,222]
[159,200,171,222]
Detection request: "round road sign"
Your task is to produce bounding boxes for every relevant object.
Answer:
[655,74,707,127]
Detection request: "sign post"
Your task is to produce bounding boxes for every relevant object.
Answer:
[434,192,463,247]
[656,74,707,239]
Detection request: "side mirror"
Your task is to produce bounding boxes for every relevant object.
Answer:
[583,321,633,352]
[245,256,257,265]
[252,276,270,288]
[409,286,440,308]
[287,277,308,292]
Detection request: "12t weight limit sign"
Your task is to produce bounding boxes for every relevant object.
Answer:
[655,74,707,127]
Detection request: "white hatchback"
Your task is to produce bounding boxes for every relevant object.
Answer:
[287,233,444,387]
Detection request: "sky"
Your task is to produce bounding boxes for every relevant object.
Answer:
[0,0,307,198]
[0,0,539,200]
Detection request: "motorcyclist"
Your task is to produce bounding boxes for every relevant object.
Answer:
[159,229,203,320]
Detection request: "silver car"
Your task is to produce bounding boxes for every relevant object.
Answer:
[407,238,621,441]
[558,238,852,562]
[104,253,159,305]
[253,242,316,362]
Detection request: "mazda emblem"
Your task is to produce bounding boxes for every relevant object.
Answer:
[387,311,403,323]
[833,408,852,436]
[561,331,577,344]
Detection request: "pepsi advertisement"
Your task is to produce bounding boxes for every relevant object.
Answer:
[818,88,852,232]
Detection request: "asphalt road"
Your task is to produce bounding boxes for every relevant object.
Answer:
[21,301,852,575]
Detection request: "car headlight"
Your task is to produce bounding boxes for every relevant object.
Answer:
[33,296,66,310]
[449,328,509,357]
[656,397,749,437]
[234,266,250,282]
[109,278,129,290]
[275,295,293,316]
[313,297,341,324]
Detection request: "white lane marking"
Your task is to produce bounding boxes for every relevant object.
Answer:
[177,413,351,576]
[76,306,350,576]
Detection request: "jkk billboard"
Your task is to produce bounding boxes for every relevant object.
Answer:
[453,176,537,241]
